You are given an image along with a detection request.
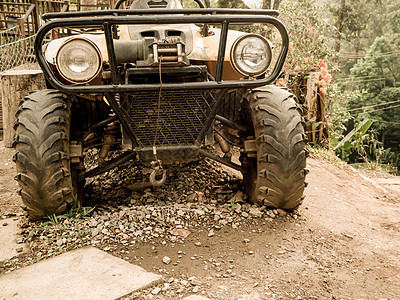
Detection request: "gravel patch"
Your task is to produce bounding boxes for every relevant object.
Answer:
[0,156,301,298]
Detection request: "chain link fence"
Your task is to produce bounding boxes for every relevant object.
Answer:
[0,26,36,72]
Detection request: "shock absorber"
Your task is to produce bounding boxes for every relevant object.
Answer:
[97,121,119,167]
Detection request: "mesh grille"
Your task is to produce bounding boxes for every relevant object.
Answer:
[121,90,215,146]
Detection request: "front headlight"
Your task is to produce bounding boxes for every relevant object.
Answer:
[230,34,272,77]
[56,38,102,84]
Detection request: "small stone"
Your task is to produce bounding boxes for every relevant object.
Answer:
[266,211,275,218]
[2,222,8,226]
[170,228,191,238]
[181,280,189,286]
[192,286,199,293]
[4,212,16,217]
[189,277,201,285]
[249,251,254,255]
[92,227,100,237]
[90,219,98,227]
[195,242,202,246]
[208,229,215,237]
[16,247,23,253]
[162,256,172,265]
[187,193,197,202]
[248,207,263,217]
[151,287,161,295]
[168,277,175,283]
[276,209,287,216]
[241,212,249,218]
[229,191,243,203]
[194,208,205,216]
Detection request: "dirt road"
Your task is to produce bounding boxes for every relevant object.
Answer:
[128,158,400,298]
[0,140,399,299]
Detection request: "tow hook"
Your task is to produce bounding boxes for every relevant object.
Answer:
[149,160,167,187]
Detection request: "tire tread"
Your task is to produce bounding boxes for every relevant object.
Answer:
[14,89,73,221]
[242,85,307,210]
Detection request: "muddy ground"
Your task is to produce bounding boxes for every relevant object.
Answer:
[0,139,400,299]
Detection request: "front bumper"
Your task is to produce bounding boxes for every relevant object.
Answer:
[36,8,289,93]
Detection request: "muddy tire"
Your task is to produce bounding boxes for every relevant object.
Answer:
[241,85,308,210]
[13,90,75,221]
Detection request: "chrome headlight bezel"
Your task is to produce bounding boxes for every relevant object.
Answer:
[55,37,102,84]
[230,34,273,77]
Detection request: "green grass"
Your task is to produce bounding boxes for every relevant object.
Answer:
[43,195,94,226]
[306,144,345,166]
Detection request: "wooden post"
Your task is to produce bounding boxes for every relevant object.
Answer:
[0,2,4,29]
[0,88,3,134]
[305,72,320,143]
[0,69,46,147]
[109,0,117,9]
[16,17,25,38]
[80,0,97,11]
[32,0,40,34]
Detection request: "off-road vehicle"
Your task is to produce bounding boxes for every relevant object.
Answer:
[13,0,308,220]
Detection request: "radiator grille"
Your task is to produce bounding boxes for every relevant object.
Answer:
[121,90,215,146]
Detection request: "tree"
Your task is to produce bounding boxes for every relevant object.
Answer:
[349,33,400,152]
[262,0,282,10]
[279,0,336,75]
[335,0,346,54]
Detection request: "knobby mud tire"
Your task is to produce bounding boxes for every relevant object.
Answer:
[241,85,308,210]
[13,89,75,221]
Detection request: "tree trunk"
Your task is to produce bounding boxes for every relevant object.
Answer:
[0,69,46,147]
[335,0,346,54]
[262,0,282,10]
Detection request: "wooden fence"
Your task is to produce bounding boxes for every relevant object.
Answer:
[0,0,114,133]
[0,0,114,38]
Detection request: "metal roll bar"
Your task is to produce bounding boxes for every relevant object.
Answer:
[36,11,288,94]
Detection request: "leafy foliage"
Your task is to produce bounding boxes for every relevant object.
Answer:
[279,0,337,75]
[348,33,400,154]
[325,87,353,147]
[325,0,400,171]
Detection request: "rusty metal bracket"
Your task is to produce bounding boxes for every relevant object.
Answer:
[69,141,83,164]
[243,139,257,158]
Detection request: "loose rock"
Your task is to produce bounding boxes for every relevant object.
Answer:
[162,256,172,265]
